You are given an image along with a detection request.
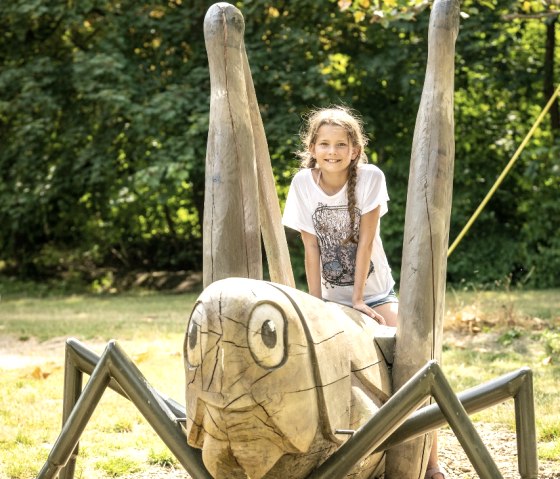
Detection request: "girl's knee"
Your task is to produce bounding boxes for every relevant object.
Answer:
[374,302,398,327]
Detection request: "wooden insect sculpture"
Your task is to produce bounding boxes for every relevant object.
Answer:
[184,277,395,479]
[33,1,538,478]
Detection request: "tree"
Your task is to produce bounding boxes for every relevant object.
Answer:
[1,0,559,288]
[0,0,213,277]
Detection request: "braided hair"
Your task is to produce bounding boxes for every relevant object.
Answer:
[297,105,369,243]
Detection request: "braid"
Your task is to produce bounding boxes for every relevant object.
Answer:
[345,160,359,244]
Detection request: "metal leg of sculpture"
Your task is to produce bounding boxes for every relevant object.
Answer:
[36,339,212,479]
[56,340,84,479]
[376,367,537,479]
[308,360,504,479]
[36,342,114,479]
[514,370,538,479]
[62,338,186,417]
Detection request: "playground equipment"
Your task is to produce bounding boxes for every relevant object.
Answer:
[36,1,538,478]
[36,281,537,479]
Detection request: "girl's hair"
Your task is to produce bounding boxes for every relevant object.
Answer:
[297,105,369,243]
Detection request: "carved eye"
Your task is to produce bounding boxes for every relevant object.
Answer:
[248,303,286,369]
[186,303,207,368]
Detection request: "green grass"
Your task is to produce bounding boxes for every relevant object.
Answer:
[0,292,199,342]
[95,457,142,476]
[148,446,179,467]
[0,284,559,477]
[442,286,560,465]
[446,286,560,322]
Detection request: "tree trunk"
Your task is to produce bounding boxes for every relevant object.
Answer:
[544,16,559,131]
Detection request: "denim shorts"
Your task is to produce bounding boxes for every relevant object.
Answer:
[365,289,399,308]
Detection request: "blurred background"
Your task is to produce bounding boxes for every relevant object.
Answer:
[1,0,559,292]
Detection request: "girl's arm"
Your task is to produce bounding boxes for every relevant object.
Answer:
[301,230,322,299]
[352,206,386,324]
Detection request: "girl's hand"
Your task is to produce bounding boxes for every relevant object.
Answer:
[352,301,386,325]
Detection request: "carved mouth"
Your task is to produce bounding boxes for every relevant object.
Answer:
[190,403,296,479]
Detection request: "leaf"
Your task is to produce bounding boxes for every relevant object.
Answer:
[132,350,151,363]
[353,10,366,22]
[31,366,52,379]
[338,0,352,11]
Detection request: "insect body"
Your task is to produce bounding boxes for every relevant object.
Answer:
[184,278,394,479]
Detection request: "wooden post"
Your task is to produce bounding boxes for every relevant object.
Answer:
[241,45,295,288]
[203,3,262,287]
[203,2,294,288]
[385,0,460,477]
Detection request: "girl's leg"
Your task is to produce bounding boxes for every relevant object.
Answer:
[372,301,398,327]
[425,431,445,478]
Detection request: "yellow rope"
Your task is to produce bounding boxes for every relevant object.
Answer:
[448,83,560,257]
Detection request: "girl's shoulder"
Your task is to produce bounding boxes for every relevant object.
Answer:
[291,168,314,184]
[357,163,385,180]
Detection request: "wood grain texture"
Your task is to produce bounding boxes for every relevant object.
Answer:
[203,3,262,287]
[385,0,460,477]
[184,277,394,479]
[241,45,295,288]
[203,2,294,289]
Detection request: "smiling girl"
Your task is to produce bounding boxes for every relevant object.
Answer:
[282,105,398,326]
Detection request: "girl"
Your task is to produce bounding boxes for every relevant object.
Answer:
[282,105,445,479]
[282,105,398,325]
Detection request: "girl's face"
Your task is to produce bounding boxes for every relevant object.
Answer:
[309,124,359,176]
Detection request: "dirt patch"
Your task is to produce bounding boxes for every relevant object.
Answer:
[439,423,560,478]
[122,467,189,479]
[0,335,107,370]
[0,335,67,369]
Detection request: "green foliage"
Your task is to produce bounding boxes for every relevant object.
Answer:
[95,456,142,476]
[148,446,178,467]
[0,0,559,288]
[542,329,560,357]
[0,0,208,277]
[446,0,560,287]
[498,327,523,346]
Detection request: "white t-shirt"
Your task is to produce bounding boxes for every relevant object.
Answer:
[282,164,395,306]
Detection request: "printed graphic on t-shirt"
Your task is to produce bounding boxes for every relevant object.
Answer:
[312,204,374,288]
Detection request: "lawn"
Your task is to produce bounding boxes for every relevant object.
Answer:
[0,283,558,478]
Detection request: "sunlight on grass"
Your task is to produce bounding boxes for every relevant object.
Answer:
[0,293,199,342]
[95,456,142,476]
[539,439,560,462]
[442,287,560,469]
[0,336,187,477]
[148,445,179,467]
[446,287,560,323]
